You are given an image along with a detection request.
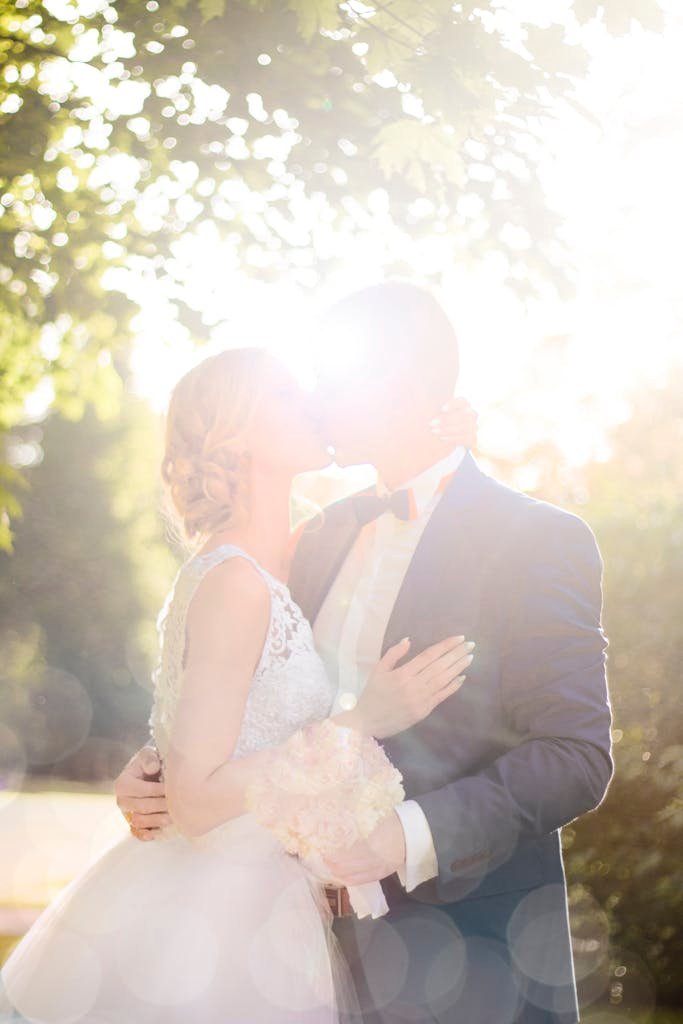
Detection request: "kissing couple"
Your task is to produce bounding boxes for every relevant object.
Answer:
[1,280,613,1023]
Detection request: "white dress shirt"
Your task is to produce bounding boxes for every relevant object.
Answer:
[313,445,466,892]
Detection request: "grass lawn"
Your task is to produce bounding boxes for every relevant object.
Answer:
[1,788,128,970]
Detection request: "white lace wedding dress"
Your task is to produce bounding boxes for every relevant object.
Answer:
[0,544,360,1023]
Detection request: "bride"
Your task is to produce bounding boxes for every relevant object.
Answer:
[0,346,476,1023]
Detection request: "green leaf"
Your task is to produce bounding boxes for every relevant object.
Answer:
[572,0,602,24]
[524,24,590,79]
[373,119,466,194]
[199,0,225,25]
[361,2,440,77]
[287,0,342,42]
[363,34,412,78]
[0,515,16,553]
[602,0,665,35]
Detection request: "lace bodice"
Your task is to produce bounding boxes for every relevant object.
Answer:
[148,544,337,762]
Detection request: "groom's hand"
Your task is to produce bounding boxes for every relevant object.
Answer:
[321,810,407,886]
[114,746,170,841]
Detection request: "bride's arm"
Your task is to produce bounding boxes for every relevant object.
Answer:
[116,557,471,839]
[164,557,369,838]
[162,557,271,836]
[167,559,472,838]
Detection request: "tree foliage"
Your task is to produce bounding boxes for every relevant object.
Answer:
[0,387,176,782]
[0,0,665,548]
[495,370,683,1011]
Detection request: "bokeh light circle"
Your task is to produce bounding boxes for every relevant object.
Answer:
[4,929,102,1023]
[20,668,93,766]
[248,876,338,1013]
[0,723,27,810]
[115,900,220,1005]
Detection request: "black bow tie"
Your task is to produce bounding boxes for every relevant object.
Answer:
[352,488,414,526]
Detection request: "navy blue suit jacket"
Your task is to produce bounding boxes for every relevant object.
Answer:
[288,452,613,1023]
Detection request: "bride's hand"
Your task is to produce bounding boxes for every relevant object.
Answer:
[429,396,478,448]
[338,635,474,740]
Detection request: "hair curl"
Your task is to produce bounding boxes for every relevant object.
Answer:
[159,347,269,554]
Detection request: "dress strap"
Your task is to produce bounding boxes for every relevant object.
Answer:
[182,544,276,645]
[187,543,271,584]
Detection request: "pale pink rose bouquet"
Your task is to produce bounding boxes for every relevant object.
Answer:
[244,718,405,919]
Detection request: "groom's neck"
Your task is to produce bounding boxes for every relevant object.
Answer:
[373,433,453,491]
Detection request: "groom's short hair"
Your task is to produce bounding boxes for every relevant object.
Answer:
[321,278,459,387]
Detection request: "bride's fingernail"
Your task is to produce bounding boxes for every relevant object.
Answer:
[429,417,441,428]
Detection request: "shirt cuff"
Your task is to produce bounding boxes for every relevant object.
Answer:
[393,799,439,892]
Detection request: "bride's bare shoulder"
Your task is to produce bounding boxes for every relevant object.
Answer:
[185,555,270,640]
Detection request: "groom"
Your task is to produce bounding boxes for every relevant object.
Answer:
[116,281,613,1023]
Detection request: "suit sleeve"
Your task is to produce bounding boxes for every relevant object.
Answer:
[412,508,614,887]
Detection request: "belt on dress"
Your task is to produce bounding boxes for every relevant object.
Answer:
[323,884,353,917]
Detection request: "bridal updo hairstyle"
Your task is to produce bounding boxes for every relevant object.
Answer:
[160,347,268,553]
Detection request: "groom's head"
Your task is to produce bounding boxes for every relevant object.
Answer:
[315,279,459,469]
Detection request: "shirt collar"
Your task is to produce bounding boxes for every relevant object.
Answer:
[376,445,466,518]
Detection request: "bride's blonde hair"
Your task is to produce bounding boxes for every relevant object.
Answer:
[160,347,269,555]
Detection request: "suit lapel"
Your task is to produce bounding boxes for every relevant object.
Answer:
[289,452,488,641]
[380,451,488,655]
[288,486,369,625]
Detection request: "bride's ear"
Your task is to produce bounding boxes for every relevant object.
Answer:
[429,397,478,449]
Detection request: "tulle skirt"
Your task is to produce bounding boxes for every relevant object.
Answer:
[0,813,360,1023]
